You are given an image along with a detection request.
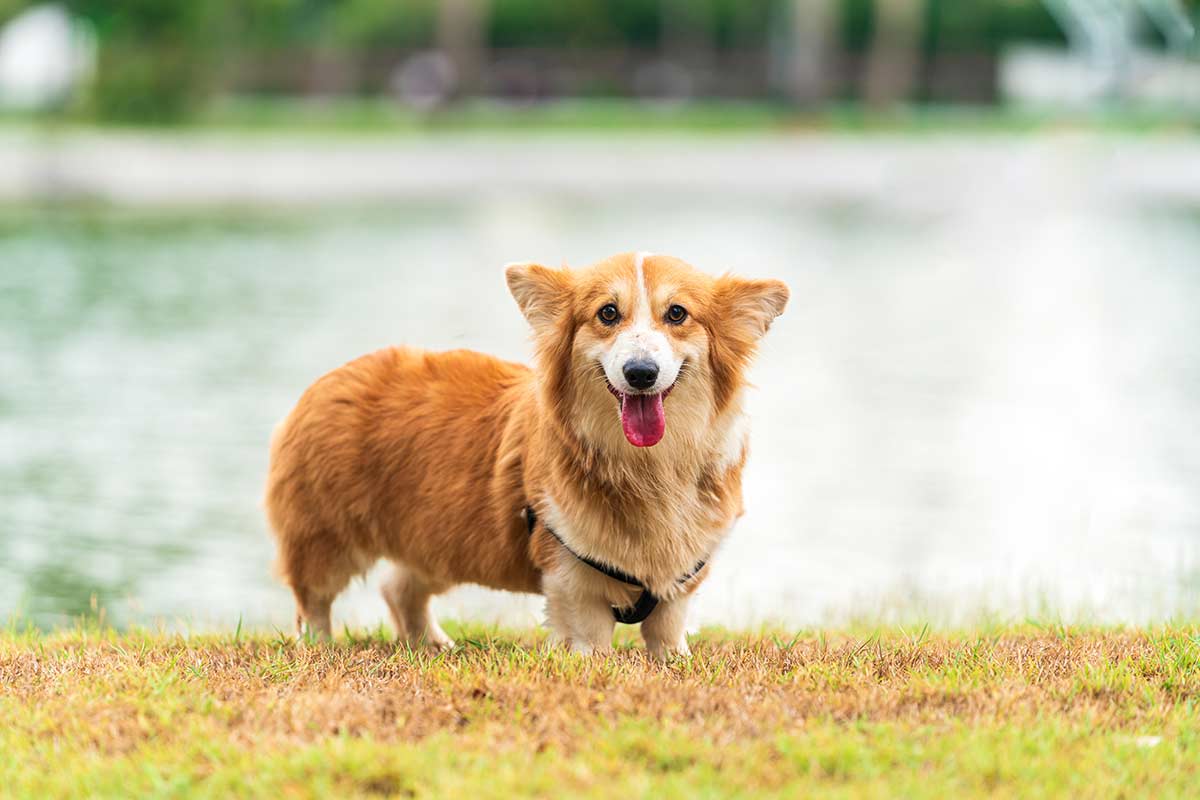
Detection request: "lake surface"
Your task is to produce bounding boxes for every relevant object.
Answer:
[4,140,1200,630]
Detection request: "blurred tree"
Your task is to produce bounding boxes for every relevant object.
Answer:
[654,0,714,101]
[772,0,837,104]
[331,0,437,49]
[0,0,1119,117]
[864,0,922,106]
[661,0,714,65]
[63,0,219,122]
[438,0,489,96]
[0,0,25,22]
[487,0,622,47]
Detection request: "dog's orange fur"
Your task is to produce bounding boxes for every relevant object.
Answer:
[265,252,788,654]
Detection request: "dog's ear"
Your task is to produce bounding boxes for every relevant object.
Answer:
[706,275,789,412]
[713,275,790,340]
[505,262,573,329]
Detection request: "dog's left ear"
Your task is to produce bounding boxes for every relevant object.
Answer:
[505,262,573,330]
[713,276,790,340]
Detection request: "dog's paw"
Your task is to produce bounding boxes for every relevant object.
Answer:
[427,635,455,653]
[648,641,692,663]
[398,627,455,653]
[417,628,455,653]
[563,639,616,657]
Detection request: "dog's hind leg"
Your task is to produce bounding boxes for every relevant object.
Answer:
[382,563,455,652]
[292,585,335,641]
[276,528,359,642]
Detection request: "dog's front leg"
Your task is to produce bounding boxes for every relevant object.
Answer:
[542,565,616,655]
[641,594,692,660]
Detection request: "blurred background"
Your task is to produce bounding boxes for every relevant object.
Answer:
[2,0,1199,631]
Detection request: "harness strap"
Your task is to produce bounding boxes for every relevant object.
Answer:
[525,505,706,625]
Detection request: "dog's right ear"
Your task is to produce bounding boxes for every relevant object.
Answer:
[505,262,573,329]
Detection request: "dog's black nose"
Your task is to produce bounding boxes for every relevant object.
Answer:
[622,359,659,390]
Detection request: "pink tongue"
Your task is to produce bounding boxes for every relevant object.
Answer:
[620,393,666,447]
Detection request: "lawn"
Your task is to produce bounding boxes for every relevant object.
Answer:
[2,622,1198,798]
[5,98,1199,137]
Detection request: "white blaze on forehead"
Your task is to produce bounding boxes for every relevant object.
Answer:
[633,251,653,323]
[597,251,683,394]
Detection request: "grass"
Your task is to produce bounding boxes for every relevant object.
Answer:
[4,97,1199,136]
[3,621,1200,797]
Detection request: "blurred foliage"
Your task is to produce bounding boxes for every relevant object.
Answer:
[62,0,220,122]
[926,0,1064,53]
[329,0,437,48]
[480,0,1063,51]
[1,0,1186,122]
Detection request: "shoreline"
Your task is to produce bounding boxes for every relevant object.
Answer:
[2,128,1198,208]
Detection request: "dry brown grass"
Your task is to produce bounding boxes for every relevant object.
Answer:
[3,623,1199,798]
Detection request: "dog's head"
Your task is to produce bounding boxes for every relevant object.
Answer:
[506,252,788,450]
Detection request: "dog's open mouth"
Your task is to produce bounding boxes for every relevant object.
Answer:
[606,382,674,448]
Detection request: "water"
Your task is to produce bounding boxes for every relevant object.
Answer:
[3,155,1200,630]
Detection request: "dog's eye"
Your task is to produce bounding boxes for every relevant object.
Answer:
[666,304,688,324]
[597,304,620,325]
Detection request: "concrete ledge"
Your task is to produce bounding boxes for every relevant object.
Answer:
[1,129,1199,209]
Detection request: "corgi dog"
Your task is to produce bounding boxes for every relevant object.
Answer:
[265,252,788,657]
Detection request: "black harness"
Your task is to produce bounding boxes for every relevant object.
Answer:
[525,505,706,625]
